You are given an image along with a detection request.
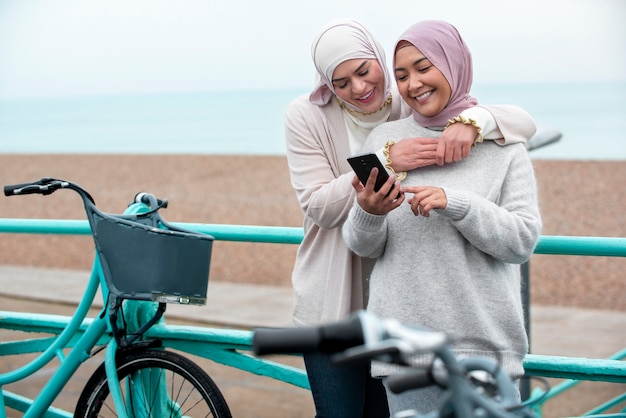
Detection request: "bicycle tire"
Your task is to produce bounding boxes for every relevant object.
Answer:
[75,348,232,418]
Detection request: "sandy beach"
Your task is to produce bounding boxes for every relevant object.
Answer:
[0,154,624,310]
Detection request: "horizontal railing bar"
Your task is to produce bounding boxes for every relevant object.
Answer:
[2,311,623,384]
[1,219,625,256]
[534,235,626,257]
[0,219,89,235]
[524,354,626,383]
[175,222,304,244]
[0,219,303,244]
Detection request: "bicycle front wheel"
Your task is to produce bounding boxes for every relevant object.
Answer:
[75,349,232,418]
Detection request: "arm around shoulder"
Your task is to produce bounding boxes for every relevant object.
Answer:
[474,105,537,145]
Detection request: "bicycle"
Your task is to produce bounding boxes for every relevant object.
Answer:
[253,310,547,418]
[2,177,232,417]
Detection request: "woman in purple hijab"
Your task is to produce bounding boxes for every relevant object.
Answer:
[342,20,541,416]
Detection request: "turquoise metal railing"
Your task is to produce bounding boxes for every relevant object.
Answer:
[525,348,626,417]
[0,218,625,416]
[1,218,626,253]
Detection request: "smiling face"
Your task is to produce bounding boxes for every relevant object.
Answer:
[331,58,386,113]
[394,42,451,117]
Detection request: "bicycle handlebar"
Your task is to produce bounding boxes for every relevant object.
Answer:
[253,311,536,417]
[253,311,448,363]
[4,178,66,196]
[255,318,444,392]
[4,178,167,212]
[253,314,365,355]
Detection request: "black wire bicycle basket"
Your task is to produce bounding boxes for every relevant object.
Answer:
[86,201,214,306]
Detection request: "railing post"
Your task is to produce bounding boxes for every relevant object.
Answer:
[521,260,530,401]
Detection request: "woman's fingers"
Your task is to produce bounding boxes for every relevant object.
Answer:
[403,186,447,217]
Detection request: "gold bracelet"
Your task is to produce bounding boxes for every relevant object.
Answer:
[445,115,484,146]
[383,140,407,181]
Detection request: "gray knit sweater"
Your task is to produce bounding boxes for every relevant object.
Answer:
[342,116,542,378]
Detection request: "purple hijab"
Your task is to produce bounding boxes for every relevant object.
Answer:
[394,20,478,128]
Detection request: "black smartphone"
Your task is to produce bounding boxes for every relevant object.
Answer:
[347,153,390,192]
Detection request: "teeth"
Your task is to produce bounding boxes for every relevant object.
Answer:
[416,91,431,100]
[359,90,374,101]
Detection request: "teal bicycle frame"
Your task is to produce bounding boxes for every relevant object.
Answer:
[0,200,167,417]
[0,198,306,418]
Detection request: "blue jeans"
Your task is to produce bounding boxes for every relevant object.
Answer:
[303,351,389,418]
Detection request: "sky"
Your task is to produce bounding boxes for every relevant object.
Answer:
[0,0,624,100]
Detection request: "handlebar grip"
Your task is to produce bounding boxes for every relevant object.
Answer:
[317,315,364,352]
[386,367,436,394]
[4,178,58,196]
[253,314,365,356]
[252,327,322,355]
[4,182,36,196]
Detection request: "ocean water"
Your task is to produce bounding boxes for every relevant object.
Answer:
[1,81,624,160]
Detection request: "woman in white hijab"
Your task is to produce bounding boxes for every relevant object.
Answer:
[285,18,536,417]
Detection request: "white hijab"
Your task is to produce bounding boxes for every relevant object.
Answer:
[309,18,392,111]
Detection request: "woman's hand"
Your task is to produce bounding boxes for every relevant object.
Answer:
[436,122,479,165]
[401,185,447,217]
[388,137,438,171]
[352,168,404,215]
[388,122,478,171]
